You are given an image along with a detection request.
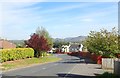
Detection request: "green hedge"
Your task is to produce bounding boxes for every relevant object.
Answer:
[0,48,34,62]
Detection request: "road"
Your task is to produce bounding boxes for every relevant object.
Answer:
[2,54,102,78]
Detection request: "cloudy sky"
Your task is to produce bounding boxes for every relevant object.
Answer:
[0,0,118,40]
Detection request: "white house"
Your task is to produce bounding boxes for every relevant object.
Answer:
[48,48,56,53]
[61,45,70,52]
[61,43,84,52]
[79,44,83,52]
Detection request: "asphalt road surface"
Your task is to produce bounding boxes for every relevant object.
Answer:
[2,54,96,78]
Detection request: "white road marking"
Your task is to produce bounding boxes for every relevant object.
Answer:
[63,64,77,78]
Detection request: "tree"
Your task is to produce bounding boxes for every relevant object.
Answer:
[25,33,50,58]
[36,27,53,49]
[84,27,119,57]
[53,41,69,48]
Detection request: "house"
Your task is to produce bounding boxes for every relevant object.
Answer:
[61,45,70,52]
[69,44,80,52]
[0,39,16,49]
[61,42,84,52]
[48,48,56,53]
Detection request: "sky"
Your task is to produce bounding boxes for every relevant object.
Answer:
[0,0,119,40]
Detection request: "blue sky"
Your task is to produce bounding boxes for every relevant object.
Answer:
[0,1,118,40]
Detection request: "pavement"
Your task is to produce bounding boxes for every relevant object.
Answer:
[1,54,105,78]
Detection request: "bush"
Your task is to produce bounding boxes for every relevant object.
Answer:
[84,28,119,58]
[0,48,34,62]
[96,72,119,78]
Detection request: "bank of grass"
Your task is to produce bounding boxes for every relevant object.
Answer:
[2,55,61,71]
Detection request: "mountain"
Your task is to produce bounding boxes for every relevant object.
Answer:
[54,36,87,42]
[9,36,87,44]
[64,36,87,42]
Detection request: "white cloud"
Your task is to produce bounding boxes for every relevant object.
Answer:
[84,8,117,19]
[1,2,96,29]
[1,2,42,39]
[2,2,42,25]
[1,2,118,39]
[1,2,39,11]
[40,3,92,13]
[64,4,117,23]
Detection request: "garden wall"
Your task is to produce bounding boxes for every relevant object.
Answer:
[102,58,114,69]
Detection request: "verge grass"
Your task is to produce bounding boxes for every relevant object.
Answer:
[1,55,61,71]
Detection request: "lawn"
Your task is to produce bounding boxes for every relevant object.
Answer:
[1,55,61,71]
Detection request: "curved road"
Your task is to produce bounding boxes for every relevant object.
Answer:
[2,54,101,78]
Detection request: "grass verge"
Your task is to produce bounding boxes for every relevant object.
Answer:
[1,55,61,71]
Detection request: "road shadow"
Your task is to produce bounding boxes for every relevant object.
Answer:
[57,73,96,78]
[60,57,96,64]
[65,58,81,61]
[61,60,84,64]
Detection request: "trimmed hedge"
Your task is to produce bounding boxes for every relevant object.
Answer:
[0,48,34,62]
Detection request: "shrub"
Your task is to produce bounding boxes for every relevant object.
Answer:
[0,48,34,62]
[84,27,119,58]
[96,72,119,78]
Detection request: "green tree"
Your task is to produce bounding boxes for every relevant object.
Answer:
[36,27,53,49]
[84,27,119,57]
[53,41,69,48]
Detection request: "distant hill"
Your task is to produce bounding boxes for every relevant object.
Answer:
[9,40,25,45]
[64,36,87,42]
[54,36,87,42]
[9,36,87,44]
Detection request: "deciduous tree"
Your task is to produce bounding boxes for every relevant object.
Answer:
[36,27,53,49]
[84,27,119,57]
[25,33,50,57]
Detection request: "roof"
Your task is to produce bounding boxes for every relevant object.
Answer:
[69,44,80,49]
[0,39,16,49]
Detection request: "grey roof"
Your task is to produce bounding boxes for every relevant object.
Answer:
[69,44,80,49]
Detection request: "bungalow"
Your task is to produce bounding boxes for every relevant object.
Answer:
[0,39,16,49]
